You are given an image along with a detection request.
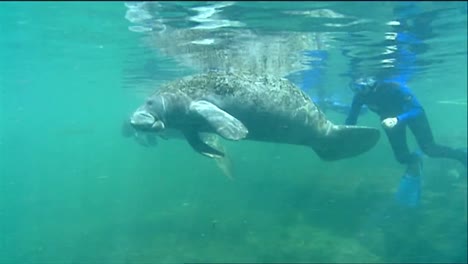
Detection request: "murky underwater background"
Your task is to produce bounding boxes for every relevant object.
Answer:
[0,1,466,263]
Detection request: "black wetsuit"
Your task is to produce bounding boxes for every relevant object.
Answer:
[345,81,466,167]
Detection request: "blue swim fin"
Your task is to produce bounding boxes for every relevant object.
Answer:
[395,154,423,208]
[395,174,421,208]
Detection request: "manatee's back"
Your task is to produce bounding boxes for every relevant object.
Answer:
[181,71,316,115]
[155,71,312,107]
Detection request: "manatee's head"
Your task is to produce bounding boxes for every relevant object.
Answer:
[129,95,167,133]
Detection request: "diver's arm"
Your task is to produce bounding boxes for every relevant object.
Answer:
[394,83,424,123]
[381,83,424,129]
[397,106,423,123]
[345,95,364,125]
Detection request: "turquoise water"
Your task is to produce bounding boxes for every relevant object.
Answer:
[0,1,466,263]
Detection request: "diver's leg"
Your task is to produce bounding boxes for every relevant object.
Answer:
[409,111,467,167]
[384,122,420,166]
[384,123,422,207]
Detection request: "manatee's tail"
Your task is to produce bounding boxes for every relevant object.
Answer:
[310,125,380,161]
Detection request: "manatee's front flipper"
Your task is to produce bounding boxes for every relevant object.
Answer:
[310,125,380,161]
[189,100,248,140]
[201,134,234,180]
[184,130,225,158]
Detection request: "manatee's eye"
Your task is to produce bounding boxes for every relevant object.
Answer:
[146,99,154,106]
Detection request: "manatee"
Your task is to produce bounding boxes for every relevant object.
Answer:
[128,71,380,161]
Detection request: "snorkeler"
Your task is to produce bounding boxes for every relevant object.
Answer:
[345,76,467,207]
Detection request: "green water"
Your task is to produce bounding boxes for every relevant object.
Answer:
[0,2,466,263]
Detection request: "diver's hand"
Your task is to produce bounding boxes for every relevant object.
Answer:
[382,117,398,129]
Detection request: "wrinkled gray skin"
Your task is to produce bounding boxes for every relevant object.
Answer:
[129,71,380,161]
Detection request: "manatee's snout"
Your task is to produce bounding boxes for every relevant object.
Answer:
[130,108,165,132]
